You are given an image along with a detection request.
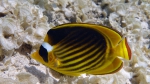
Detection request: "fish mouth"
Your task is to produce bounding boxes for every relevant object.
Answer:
[30,51,40,60]
[30,52,36,59]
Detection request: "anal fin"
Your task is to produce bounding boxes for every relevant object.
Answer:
[88,57,123,75]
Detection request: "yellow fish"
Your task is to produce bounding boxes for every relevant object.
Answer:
[31,23,131,76]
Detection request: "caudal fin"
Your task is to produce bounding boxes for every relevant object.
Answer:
[112,38,131,60]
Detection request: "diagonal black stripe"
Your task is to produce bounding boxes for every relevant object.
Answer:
[54,27,99,52]
[55,28,105,59]
[60,37,106,69]
[55,31,90,54]
[59,30,106,62]
[60,48,106,72]
[58,28,86,46]
[60,38,101,63]
[55,35,95,59]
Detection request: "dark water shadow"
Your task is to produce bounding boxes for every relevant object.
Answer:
[24,66,58,84]
[24,66,48,83]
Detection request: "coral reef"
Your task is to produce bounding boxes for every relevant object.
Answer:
[0,0,150,84]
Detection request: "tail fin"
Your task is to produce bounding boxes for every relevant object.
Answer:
[112,38,131,60]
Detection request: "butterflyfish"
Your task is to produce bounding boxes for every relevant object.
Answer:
[31,23,131,76]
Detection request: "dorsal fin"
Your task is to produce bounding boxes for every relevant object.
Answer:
[53,23,122,48]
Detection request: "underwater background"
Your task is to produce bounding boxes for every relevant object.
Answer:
[0,0,150,84]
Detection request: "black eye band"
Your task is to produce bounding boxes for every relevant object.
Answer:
[39,45,48,63]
